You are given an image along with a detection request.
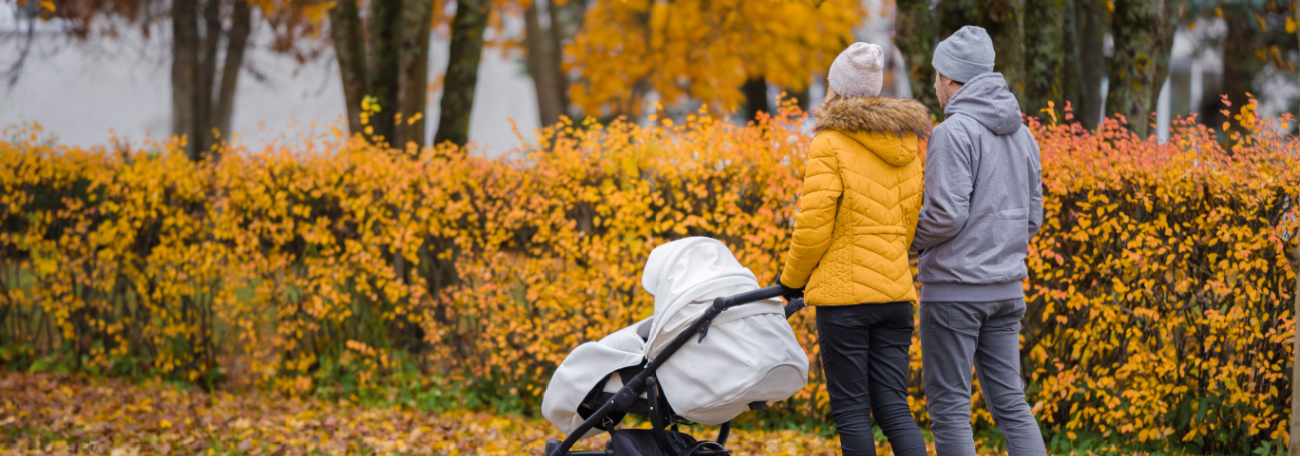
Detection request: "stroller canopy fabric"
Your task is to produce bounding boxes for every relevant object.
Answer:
[542,237,809,437]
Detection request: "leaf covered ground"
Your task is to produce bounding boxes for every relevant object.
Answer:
[0,372,915,456]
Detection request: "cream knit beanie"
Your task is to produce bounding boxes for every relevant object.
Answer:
[827,42,885,98]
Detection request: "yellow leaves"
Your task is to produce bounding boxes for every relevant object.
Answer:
[4,96,1299,451]
[568,0,862,116]
[299,1,336,25]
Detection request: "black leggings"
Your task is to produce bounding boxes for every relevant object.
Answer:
[816,302,927,456]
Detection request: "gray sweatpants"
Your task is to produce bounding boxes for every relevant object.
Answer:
[920,298,1047,456]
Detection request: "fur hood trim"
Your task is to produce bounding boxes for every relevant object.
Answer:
[814,96,932,139]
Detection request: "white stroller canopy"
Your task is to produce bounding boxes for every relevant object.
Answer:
[542,237,809,436]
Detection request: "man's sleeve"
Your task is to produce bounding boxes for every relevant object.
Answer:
[911,125,973,251]
[1028,139,1043,239]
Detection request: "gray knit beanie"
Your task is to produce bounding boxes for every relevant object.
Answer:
[932,26,996,83]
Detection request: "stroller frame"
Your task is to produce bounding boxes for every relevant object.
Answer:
[545,285,806,456]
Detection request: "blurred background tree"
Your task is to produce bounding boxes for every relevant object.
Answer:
[3,0,1297,151]
[329,0,437,149]
[10,0,331,160]
[563,0,864,121]
[896,0,1294,135]
[1188,0,1297,133]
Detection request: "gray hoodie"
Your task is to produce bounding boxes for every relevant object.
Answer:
[911,73,1043,302]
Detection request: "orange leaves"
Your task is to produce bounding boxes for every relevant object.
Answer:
[1023,98,1300,451]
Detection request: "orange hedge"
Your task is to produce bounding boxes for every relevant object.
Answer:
[0,99,1297,453]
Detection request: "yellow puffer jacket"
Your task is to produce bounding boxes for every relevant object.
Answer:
[780,96,931,306]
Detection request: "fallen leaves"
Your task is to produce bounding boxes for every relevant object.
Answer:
[0,372,902,456]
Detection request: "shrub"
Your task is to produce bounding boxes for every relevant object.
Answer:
[0,98,1296,453]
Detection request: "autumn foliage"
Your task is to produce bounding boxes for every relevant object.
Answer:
[1,99,1298,453]
[567,0,863,116]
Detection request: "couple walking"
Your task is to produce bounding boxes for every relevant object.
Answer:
[778,26,1047,456]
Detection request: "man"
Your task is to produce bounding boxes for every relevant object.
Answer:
[911,26,1047,456]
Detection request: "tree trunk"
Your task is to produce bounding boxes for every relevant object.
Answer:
[789,84,811,113]
[330,0,370,135]
[1023,0,1064,118]
[939,0,980,37]
[896,0,940,115]
[1073,0,1107,129]
[1062,0,1082,119]
[396,0,434,149]
[198,0,221,154]
[742,77,769,123]
[979,0,1025,109]
[433,0,490,147]
[213,0,251,152]
[369,0,405,145]
[172,0,201,160]
[1203,7,1262,136]
[1108,0,1176,137]
[525,2,566,127]
[547,0,576,114]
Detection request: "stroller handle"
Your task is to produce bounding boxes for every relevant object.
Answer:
[711,285,805,319]
[716,284,784,308]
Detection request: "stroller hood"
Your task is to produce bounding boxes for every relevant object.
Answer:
[641,237,758,305]
[543,237,809,436]
[641,237,764,356]
[641,238,808,424]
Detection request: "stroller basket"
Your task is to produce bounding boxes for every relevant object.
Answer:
[544,285,806,456]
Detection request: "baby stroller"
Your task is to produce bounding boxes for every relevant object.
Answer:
[542,238,810,456]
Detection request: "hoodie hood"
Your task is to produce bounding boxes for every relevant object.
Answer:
[944,72,1023,136]
[814,96,932,167]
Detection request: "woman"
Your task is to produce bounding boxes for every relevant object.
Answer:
[778,42,931,456]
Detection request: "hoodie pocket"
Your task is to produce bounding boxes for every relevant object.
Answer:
[987,208,1030,279]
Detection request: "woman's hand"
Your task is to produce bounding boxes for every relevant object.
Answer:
[778,282,804,301]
